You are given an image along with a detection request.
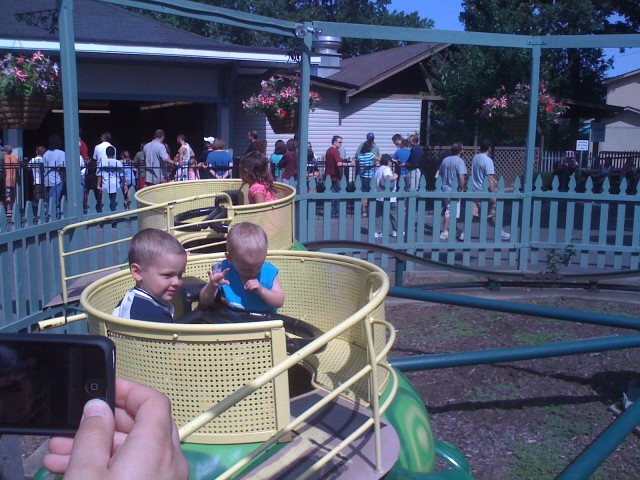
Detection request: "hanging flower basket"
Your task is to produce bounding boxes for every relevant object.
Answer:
[0,51,60,130]
[266,110,298,134]
[242,74,321,134]
[477,83,567,135]
[0,95,53,130]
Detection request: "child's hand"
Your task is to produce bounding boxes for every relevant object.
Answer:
[207,264,230,287]
[244,279,262,293]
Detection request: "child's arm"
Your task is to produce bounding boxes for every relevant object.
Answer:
[199,264,230,308]
[244,274,285,309]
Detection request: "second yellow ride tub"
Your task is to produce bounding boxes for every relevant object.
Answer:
[134,180,296,251]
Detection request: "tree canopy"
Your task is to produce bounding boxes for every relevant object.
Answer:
[134,0,433,57]
[430,0,640,148]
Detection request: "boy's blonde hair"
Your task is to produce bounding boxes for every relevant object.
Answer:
[226,222,267,258]
[129,229,186,268]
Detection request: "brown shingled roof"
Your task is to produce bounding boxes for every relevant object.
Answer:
[327,42,449,96]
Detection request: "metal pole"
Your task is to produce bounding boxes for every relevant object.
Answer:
[296,24,313,244]
[518,42,542,270]
[389,287,640,330]
[557,397,640,479]
[57,0,82,217]
[390,334,640,372]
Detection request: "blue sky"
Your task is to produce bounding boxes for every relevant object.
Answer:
[389,0,639,77]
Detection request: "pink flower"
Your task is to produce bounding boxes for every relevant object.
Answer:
[13,67,27,82]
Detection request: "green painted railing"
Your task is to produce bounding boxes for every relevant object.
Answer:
[301,173,640,272]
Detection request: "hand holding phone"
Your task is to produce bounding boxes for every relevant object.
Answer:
[45,378,189,480]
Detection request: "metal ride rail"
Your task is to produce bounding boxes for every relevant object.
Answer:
[57,192,233,306]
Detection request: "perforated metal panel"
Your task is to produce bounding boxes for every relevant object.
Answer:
[164,253,390,405]
[109,330,282,443]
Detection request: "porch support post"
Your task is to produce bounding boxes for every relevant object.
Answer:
[57,0,83,218]
[518,42,542,270]
[295,23,313,243]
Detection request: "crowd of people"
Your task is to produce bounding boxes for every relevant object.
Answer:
[2,128,515,240]
[0,130,239,218]
[551,153,640,194]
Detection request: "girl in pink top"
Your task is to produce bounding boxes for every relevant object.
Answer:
[240,151,278,204]
[188,157,201,180]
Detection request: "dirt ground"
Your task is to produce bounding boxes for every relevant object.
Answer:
[387,290,640,479]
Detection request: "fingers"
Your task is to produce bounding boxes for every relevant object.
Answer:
[43,452,71,474]
[219,268,230,284]
[48,436,74,455]
[59,399,115,479]
[108,379,189,479]
[44,437,74,473]
[208,264,230,285]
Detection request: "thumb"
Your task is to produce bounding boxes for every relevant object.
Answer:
[64,399,115,479]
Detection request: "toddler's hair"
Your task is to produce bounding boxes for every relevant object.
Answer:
[128,229,186,268]
[227,222,268,258]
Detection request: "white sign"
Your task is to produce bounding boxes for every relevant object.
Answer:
[576,140,589,151]
[590,123,606,143]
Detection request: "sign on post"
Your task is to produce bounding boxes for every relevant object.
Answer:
[576,140,589,151]
[590,123,606,143]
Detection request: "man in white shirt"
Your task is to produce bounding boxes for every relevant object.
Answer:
[93,132,115,164]
[42,134,66,220]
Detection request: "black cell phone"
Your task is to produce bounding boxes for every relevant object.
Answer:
[0,333,116,435]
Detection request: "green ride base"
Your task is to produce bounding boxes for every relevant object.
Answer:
[33,368,472,480]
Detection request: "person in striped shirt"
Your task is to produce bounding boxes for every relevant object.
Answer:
[356,143,380,217]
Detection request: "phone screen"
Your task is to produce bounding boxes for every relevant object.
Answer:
[0,334,115,435]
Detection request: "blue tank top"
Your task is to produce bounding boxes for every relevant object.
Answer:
[218,259,279,312]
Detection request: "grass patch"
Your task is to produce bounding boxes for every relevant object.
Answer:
[428,317,492,340]
[512,330,574,346]
[470,382,520,402]
[508,440,563,479]
[506,406,603,479]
